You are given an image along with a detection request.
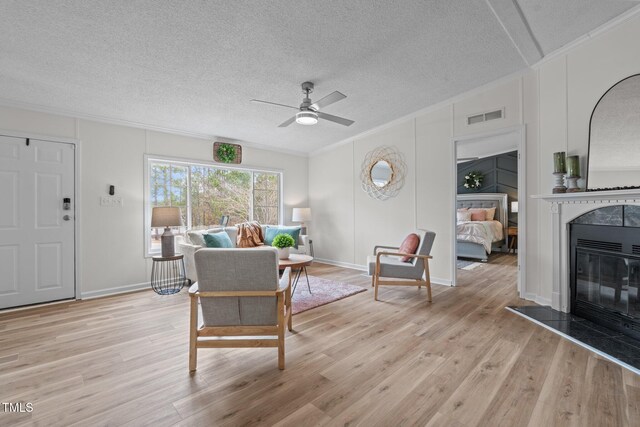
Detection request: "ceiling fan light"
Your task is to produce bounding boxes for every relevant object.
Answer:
[296,111,318,125]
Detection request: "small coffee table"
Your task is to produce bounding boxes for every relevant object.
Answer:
[279,254,313,294]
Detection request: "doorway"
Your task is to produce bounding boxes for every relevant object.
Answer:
[0,135,76,309]
[451,127,525,295]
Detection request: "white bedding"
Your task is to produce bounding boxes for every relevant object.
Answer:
[457,220,504,253]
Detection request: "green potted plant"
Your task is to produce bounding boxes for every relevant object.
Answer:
[272,233,295,260]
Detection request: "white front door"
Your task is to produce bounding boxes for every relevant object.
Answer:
[0,135,76,309]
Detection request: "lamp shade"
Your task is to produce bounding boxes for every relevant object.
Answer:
[151,206,182,227]
[511,201,519,213]
[292,208,312,222]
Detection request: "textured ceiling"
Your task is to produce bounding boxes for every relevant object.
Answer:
[0,1,636,154]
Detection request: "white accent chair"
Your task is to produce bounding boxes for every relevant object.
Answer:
[367,230,436,302]
[189,248,293,371]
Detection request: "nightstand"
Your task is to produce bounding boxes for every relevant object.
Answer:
[508,226,518,254]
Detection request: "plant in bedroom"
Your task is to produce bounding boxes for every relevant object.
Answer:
[464,171,484,190]
[272,233,295,260]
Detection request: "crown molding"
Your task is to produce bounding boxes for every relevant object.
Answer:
[0,97,309,158]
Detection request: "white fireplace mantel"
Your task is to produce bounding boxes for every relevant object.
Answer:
[532,189,640,312]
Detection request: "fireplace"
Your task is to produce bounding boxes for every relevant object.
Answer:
[570,205,640,340]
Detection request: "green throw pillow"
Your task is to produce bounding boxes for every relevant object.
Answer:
[264,226,301,249]
[203,232,234,248]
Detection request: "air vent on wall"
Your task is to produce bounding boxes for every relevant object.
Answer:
[577,239,622,253]
[633,245,640,255]
[467,108,504,125]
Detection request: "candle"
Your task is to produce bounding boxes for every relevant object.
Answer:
[553,152,567,173]
[567,155,580,177]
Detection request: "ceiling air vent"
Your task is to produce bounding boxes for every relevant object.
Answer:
[467,108,504,125]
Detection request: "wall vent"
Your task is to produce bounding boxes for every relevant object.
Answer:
[467,108,504,125]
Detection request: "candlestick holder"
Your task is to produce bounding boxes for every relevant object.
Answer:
[553,172,567,193]
[566,175,581,192]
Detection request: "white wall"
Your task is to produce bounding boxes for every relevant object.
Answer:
[0,106,308,297]
[308,12,640,303]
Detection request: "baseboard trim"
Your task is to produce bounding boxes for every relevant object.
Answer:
[79,281,151,300]
[314,258,367,271]
[523,292,553,309]
[314,258,452,286]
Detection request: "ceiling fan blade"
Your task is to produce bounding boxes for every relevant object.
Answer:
[251,99,299,110]
[310,91,346,110]
[317,111,354,127]
[278,116,297,127]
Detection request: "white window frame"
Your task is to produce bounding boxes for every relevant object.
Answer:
[144,154,284,257]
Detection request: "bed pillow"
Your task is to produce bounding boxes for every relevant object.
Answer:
[484,207,496,221]
[468,208,488,221]
[457,211,472,222]
[398,233,420,262]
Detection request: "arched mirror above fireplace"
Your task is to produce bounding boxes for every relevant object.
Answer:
[587,74,640,191]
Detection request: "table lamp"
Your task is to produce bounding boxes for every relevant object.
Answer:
[151,206,183,257]
[292,207,311,234]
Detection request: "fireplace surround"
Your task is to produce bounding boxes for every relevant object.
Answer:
[569,205,640,340]
[534,189,640,314]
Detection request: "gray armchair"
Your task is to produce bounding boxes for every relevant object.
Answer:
[189,248,292,371]
[367,231,436,302]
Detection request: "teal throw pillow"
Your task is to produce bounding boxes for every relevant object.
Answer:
[264,226,301,249]
[203,232,234,248]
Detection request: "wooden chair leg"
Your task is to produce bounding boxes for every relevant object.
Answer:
[424,260,432,303]
[286,279,293,332]
[371,273,375,288]
[374,262,380,301]
[277,293,285,370]
[189,295,198,372]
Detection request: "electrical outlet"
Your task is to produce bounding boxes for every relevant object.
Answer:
[113,196,123,207]
[100,196,111,206]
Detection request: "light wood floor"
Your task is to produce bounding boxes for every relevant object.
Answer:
[1,254,638,426]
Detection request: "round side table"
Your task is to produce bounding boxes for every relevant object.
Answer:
[278,254,313,294]
[151,254,190,295]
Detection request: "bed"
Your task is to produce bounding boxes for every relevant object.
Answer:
[456,193,508,262]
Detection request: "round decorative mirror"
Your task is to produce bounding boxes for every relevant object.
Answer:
[360,146,406,200]
[370,160,393,187]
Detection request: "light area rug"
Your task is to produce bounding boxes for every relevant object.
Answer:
[457,259,485,270]
[292,275,367,315]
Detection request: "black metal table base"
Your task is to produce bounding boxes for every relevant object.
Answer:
[291,266,311,295]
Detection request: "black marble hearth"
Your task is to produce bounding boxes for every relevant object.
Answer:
[508,305,640,372]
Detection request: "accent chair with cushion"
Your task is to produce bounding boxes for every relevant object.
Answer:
[189,248,293,371]
[367,230,436,302]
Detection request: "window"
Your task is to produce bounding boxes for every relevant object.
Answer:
[145,156,282,255]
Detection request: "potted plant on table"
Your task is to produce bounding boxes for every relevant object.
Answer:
[272,233,295,260]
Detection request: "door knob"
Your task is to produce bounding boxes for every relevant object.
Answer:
[63,215,72,221]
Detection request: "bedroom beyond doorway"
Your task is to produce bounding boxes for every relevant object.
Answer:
[452,127,525,295]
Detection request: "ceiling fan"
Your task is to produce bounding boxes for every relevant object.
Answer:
[251,82,354,127]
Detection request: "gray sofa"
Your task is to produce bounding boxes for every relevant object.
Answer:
[177,225,309,283]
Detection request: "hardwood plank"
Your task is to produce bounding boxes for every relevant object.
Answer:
[0,255,635,426]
